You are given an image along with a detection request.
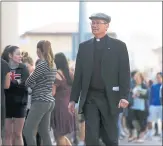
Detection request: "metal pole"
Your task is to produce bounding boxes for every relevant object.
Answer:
[72,1,87,60]
[79,0,87,43]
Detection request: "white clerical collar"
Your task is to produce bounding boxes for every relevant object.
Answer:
[96,38,100,42]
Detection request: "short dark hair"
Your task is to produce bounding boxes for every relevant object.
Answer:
[148,80,153,87]
[157,72,162,77]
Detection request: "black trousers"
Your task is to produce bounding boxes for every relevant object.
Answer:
[126,109,135,131]
[133,110,147,133]
[127,109,147,136]
[83,92,119,146]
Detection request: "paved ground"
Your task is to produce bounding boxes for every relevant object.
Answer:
[50,130,162,145]
[119,136,162,145]
[51,137,162,146]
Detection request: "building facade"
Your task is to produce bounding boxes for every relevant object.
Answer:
[19,22,117,61]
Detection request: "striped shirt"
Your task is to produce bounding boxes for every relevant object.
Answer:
[25,60,57,102]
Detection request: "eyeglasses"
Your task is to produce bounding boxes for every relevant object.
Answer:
[90,21,108,26]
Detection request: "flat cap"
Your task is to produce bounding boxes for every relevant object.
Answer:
[89,13,111,23]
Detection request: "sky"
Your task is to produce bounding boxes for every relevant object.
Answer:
[18,2,162,70]
[19,3,161,34]
[18,2,162,46]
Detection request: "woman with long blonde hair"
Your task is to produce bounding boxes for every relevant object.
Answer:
[129,72,148,143]
[21,52,42,146]
[23,40,57,146]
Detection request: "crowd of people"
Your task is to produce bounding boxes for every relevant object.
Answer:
[1,41,88,146]
[0,13,162,146]
[118,71,162,143]
[1,41,162,146]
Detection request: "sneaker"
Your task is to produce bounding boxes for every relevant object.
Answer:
[145,131,153,140]
[123,128,129,135]
[119,135,125,140]
[128,136,137,142]
[78,141,85,146]
[121,131,126,137]
[135,139,144,143]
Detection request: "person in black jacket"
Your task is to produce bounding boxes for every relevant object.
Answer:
[68,13,130,146]
[1,58,10,140]
[1,45,29,146]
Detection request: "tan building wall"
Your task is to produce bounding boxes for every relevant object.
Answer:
[20,34,72,62]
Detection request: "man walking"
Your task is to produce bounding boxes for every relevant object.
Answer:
[68,13,130,146]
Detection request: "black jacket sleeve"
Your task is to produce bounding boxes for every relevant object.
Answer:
[70,44,82,103]
[119,43,130,100]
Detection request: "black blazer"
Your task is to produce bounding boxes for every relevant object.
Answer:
[70,35,130,114]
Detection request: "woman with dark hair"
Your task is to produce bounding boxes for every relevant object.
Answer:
[23,40,56,146]
[1,45,29,146]
[51,52,74,146]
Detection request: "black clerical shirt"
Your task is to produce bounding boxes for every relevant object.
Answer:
[89,35,107,92]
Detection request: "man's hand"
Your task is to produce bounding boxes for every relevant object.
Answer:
[68,101,75,114]
[118,99,129,108]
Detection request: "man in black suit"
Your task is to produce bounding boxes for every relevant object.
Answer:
[68,13,130,146]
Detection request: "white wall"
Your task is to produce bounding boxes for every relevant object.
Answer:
[1,2,19,51]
